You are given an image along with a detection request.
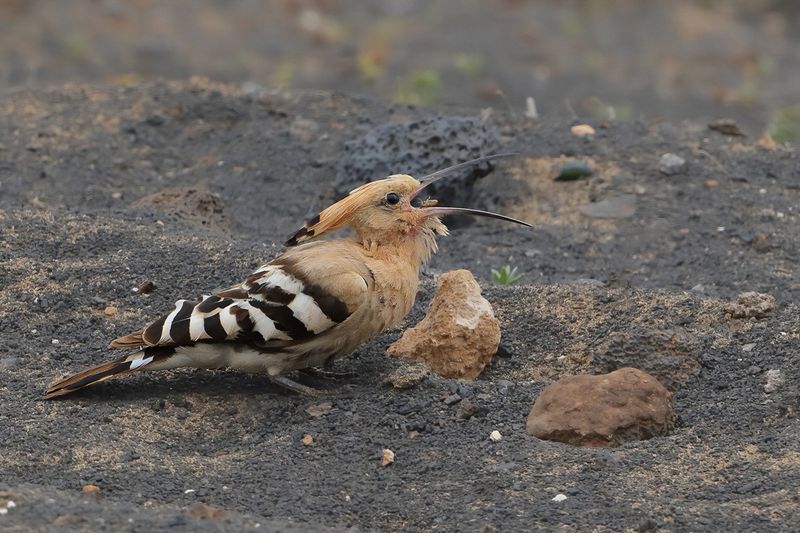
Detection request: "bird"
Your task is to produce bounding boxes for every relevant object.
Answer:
[44,153,530,399]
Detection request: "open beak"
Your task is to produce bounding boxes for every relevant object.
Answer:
[412,152,532,227]
[420,206,532,227]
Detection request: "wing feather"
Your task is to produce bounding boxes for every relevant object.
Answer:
[110,258,366,349]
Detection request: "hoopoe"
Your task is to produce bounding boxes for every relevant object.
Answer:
[45,154,530,399]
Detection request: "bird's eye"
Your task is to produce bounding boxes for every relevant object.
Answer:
[385,192,401,205]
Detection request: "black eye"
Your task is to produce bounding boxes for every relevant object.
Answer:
[385,192,400,205]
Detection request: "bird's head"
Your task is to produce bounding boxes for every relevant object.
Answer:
[285,153,531,249]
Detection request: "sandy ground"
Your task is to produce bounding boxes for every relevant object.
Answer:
[0,81,798,531]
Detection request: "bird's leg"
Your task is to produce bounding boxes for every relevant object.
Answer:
[268,375,321,396]
[299,367,357,380]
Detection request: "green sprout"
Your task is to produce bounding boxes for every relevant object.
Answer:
[491,265,523,285]
[394,69,442,106]
[768,105,800,143]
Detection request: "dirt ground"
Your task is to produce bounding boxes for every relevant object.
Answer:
[0,80,798,531]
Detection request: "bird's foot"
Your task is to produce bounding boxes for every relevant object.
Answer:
[300,367,357,380]
[269,375,321,396]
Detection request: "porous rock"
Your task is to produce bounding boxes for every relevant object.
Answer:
[335,116,500,205]
[527,368,674,447]
[386,270,500,380]
[384,362,430,389]
[725,291,776,319]
[592,328,700,391]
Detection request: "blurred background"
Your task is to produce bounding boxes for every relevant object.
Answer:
[0,0,798,138]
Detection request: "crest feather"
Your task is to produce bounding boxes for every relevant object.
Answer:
[285,183,378,246]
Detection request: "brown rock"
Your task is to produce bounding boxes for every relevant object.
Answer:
[386,270,500,379]
[725,291,776,319]
[103,306,117,316]
[527,368,674,447]
[749,233,770,253]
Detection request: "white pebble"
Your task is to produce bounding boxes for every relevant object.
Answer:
[51,339,60,345]
[5,501,15,508]
[552,493,568,502]
[0,508,7,515]
[184,489,196,494]
[489,430,502,442]
[764,369,785,394]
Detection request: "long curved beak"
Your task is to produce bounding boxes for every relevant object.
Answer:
[421,206,532,227]
[413,152,531,227]
[412,152,520,199]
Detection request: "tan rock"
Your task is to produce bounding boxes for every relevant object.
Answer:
[381,448,395,466]
[526,367,674,447]
[725,291,775,319]
[571,124,596,137]
[386,270,500,379]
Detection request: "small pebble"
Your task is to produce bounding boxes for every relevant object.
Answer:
[381,448,395,466]
[741,343,756,352]
[496,379,513,395]
[750,233,770,253]
[384,362,429,389]
[301,434,314,446]
[457,399,475,419]
[443,394,461,406]
[51,339,60,345]
[709,118,745,136]
[82,484,100,494]
[659,153,686,176]
[489,430,502,442]
[104,306,118,316]
[764,369,784,393]
[137,280,157,294]
[552,494,567,502]
[570,124,595,137]
[705,179,718,189]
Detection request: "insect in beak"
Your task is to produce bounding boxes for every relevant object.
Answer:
[412,152,532,227]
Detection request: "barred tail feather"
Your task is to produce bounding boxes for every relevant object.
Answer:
[43,348,174,399]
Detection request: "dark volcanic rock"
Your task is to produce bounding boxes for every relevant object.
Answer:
[335,116,500,205]
[527,368,675,447]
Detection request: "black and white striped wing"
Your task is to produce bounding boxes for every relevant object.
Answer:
[115,263,358,349]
